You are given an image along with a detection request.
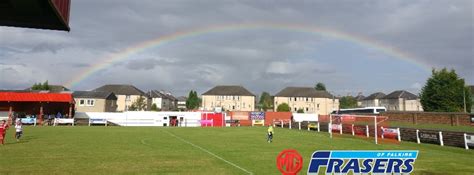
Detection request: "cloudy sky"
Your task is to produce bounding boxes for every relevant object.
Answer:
[0,0,472,97]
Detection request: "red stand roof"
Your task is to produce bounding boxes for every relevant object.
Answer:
[0,92,74,103]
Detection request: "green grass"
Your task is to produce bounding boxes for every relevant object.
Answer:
[0,126,473,175]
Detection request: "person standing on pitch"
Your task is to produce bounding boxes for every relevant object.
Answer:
[267,124,274,143]
[0,120,9,145]
[15,120,22,142]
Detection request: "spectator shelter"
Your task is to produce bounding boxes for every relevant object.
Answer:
[0,0,71,31]
[0,92,75,124]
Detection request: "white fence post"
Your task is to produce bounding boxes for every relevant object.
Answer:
[465,133,469,150]
[439,131,444,146]
[317,122,320,132]
[339,124,343,135]
[289,120,292,129]
[273,119,275,127]
[329,114,332,138]
[416,130,420,144]
[105,119,108,127]
[280,120,283,128]
[366,125,369,137]
[298,122,301,130]
[351,124,355,136]
[381,126,384,139]
[397,128,401,142]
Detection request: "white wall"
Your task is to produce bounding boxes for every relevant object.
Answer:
[76,111,202,127]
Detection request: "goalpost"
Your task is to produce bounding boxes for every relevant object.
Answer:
[329,114,389,144]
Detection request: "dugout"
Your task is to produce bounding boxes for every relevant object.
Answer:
[0,92,75,125]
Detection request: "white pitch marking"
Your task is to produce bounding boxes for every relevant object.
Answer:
[163,130,253,175]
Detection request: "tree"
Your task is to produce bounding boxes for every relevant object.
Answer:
[258,92,273,111]
[128,96,147,111]
[150,103,160,111]
[297,108,305,113]
[31,80,50,90]
[276,103,290,112]
[186,90,200,110]
[339,96,358,109]
[315,82,326,91]
[42,80,50,90]
[420,68,472,113]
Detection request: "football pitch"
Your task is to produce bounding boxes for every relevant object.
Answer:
[0,126,473,175]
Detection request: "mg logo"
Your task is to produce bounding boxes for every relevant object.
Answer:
[276,149,303,175]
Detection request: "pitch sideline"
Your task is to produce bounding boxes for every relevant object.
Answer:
[162,130,254,175]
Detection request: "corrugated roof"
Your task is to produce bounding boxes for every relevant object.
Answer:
[0,92,74,103]
[363,92,386,100]
[94,84,144,95]
[382,90,418,100]
[72,91,116,100]
[274,87,334,98]
[202,85,254,96]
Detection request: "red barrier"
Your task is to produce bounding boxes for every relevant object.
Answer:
[264,112,292,126]
[201,113,224,127]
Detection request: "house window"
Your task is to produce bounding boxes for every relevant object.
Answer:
[232,106,235,110]
[306,98,308,102]
[294,97,297,101]
[306,107,309,111]
[125,95,131,101]
[86,99,95,106]
[294,107,297,111]
[79,99,85,106]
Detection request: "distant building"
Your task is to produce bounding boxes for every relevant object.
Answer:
[354,94,365,107]
[94,84,147,112]
[147,90,177,111]
[202,85,255,111]
[273,87,339,115]
[73,91,117,112]
[361,92,385,107]
[176,96,187,111]
[380,90,422,111]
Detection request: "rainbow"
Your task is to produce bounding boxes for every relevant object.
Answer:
[65,22,428,89]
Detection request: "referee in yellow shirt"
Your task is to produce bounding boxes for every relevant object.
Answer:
[267,124,274,143]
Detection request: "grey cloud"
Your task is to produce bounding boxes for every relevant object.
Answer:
[0,0,472,95]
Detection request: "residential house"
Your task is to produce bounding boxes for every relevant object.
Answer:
[72,91,117,112]
[94,84,147,112]
[360,92,385,107]
[354,94,365,107]
[202,85,255,111]
[147,90,177,111]
[177,96,187,111]
[380,90,423,111]
[273,87,339,115]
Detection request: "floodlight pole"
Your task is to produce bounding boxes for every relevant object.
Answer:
[463,89,467,113]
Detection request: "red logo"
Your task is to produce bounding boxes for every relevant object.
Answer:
[276,149,303,175]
